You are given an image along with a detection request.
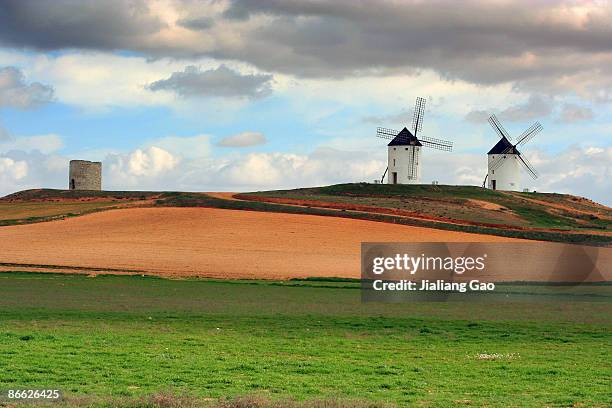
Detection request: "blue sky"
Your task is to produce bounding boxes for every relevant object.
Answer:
[0,0,610,205]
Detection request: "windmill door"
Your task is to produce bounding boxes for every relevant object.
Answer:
[392,172,398,184]
[491,179,496,190]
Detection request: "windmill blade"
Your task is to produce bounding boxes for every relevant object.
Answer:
[407,146,421,180]
[489,146,514,171]
[408,148,416,180]
[516,122,543,146]
[518,154,539,179]
[489,155,507,172]
[376,127,401,140]
[488,114,512,140]
[411,97,426,137]
[419,135,453,151]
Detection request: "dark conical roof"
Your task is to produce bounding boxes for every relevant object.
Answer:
[388,127,423,146]
[488,137,519,155]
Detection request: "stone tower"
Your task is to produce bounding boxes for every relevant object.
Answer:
[69,160,102,190]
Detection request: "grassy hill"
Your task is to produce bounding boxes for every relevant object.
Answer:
[1,185,611,244]
[241,183,612,232]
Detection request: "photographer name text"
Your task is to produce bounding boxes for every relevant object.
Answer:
[372,279,495,292]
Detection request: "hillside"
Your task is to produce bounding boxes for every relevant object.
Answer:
[1,185,611,244]
[240,184,612,232]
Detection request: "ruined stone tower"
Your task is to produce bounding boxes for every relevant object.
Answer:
[69,160,102,190]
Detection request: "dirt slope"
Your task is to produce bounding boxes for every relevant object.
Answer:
[0,207,519,280]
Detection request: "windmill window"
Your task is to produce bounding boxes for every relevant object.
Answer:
[393,148,396,151]
[393,159,396,166]
[405,148,408,150]
[492,170,494,174]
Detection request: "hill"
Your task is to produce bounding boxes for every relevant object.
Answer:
[1,185,611,244]
[240,183,612,232]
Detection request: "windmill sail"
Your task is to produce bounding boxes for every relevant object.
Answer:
[488,114,512,140]
[376,127,401,140]
[411,97,426,137]
[518,154,539,179]
[516,122,543,146]
[407,145,421,180]
[419,135,453,151]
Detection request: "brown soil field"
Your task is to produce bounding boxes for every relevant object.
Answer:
[0,207,530,280]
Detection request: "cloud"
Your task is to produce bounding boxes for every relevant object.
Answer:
[147,65,273,99]
[0,134,63,154]
[532,145,611,205]
[0,0,163,52]
[144,135,211,158]
[217,131,267,147]
[0,1,611,98]
[214,147,385,189]
[0,66,54,108]
[558,103,594,123]
[498,95,553,122]
[465,95,553,125]
[0,156,27,180]
[464,110,490,124]
[0,150,67,196]
[107,146,178,181]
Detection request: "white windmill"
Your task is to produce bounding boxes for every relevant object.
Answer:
[484,114,542,191]
[376,97,453,184]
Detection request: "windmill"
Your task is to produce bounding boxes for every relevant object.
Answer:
[484,114,542,191]
[376,97,452,184]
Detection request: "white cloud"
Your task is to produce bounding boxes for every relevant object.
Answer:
[144,134,211,158]
[217,131,267,147]
[0,157,28,180]
[106,146,179,187]
[0,150,67,196]
[532,145,611,204]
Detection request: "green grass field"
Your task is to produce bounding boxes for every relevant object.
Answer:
[0,273,610,407]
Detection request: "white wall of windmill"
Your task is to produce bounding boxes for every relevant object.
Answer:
[387,145,421,184]
[487,153,520,191]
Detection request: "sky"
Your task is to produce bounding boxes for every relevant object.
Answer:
[0,0,610,205]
